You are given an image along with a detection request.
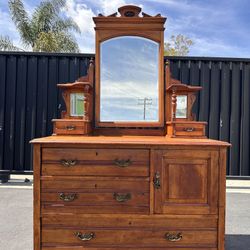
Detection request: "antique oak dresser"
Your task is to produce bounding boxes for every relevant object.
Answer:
[31,5,230,250]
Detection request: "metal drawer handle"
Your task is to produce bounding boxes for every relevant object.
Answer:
[61,159,77,167]
[153,171,161,189]
[59,193,77,202]
[114,158,132,168]
[66,125,76,130]
[183,127,195,132]
[165,232,183,242]
[113,192,131,202]
[74,232,95,241]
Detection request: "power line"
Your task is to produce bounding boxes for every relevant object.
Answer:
[137,97,152,120]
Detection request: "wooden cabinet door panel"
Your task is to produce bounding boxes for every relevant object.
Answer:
[154,149,219,215]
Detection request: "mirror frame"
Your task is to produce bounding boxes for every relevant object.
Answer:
[93,5,166,128]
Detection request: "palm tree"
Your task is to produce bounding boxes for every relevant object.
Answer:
[0,35,22,51]
[6,0,80,52]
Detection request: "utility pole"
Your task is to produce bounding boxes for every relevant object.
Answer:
[138,97,152,120]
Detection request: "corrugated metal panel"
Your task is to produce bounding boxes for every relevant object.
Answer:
[168,57,250,176]
[0,52,249,176]
[0,52,92,173]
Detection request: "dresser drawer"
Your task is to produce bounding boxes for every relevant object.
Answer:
[41,177,149,214]
[42,247,217,250]
[52,120,91,135]
[42,148,149,176]
[174,123,206,137]
[42,228,217,248]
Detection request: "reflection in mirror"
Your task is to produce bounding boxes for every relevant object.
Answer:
[70,93,85,116]
[100,36,159,122]
[176,95,187,118]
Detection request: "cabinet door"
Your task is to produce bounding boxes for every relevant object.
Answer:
[154,149,219,214]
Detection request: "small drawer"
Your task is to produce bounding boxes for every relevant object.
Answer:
[42,227,217,248]
[41,177,149,214]
[167,122,206,138]
[42,148,149,177]
[52,119,91,135]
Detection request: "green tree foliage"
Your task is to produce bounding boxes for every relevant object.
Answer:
[0,35,21,51]
[164,34,194,56]
[3,0,81,52]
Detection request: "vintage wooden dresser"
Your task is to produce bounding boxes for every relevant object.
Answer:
[31,5,230,250]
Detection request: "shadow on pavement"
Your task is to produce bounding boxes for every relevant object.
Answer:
[226,235,250,250]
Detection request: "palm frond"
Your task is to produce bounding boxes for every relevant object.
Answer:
[54,32,80,53]
[52,17,81,34]
[0,35,22,51]
[8,0,32,46]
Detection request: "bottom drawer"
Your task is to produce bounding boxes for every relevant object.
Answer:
[42,228,217,248]
[43,248,217,250]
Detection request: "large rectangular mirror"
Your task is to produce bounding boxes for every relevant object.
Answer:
[98,36,161,126]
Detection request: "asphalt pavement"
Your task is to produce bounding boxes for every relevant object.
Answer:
[0,176,249,250]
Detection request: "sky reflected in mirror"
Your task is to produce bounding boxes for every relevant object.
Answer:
[100,36,159,122]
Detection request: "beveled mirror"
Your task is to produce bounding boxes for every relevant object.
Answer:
[70,93,85,117]
[93,5,166,128]
[176,95,188,119]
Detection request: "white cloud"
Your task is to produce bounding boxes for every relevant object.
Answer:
[97,0,126,15]
[64,0,96,53]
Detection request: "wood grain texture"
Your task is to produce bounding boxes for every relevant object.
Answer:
[33,144,41,250]
[31,135,230,147]
[218,148,227,250]
[42,247,218,250]
[42,148,149,176]
[42,228,217,247]
[93,6,166,130]
[42,214,218,228]
[154,149,219,215]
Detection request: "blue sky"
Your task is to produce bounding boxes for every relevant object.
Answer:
[1,0,250,57]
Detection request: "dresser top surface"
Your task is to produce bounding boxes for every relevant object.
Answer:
[31,135,230,147]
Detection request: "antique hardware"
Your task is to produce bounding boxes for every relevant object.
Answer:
[114,159,132,168]
[61,159,77,167]
[74,232,95,241]
[59,193,77,202]
[165,232,183,242]
[153,171,161,189]
[66,125,76,131]
[113,192,132,202]
[183,127,195,132]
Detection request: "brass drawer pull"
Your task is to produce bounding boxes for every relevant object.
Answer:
[165,232,183,242]
[153,171,161,189]
[61,159,77,167]
[74,232,95,241]
[113,192,131,202]
[114,158,132,168]
[66,125,76,130]
[183,127,195,132]
[59,193,77,202]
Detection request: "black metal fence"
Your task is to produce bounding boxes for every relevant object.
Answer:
[0,52,249,176]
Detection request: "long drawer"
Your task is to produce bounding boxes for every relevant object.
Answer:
[42,227,217,248]
[41,177,149,214]
[42,248,217,250]
[42,148,149,176]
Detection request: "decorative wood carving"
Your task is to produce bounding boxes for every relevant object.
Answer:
[93,5,166,130]
[165,60,207,138]
[52,59,94,135]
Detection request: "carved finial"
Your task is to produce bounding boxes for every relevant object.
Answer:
[118,5,141,17]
